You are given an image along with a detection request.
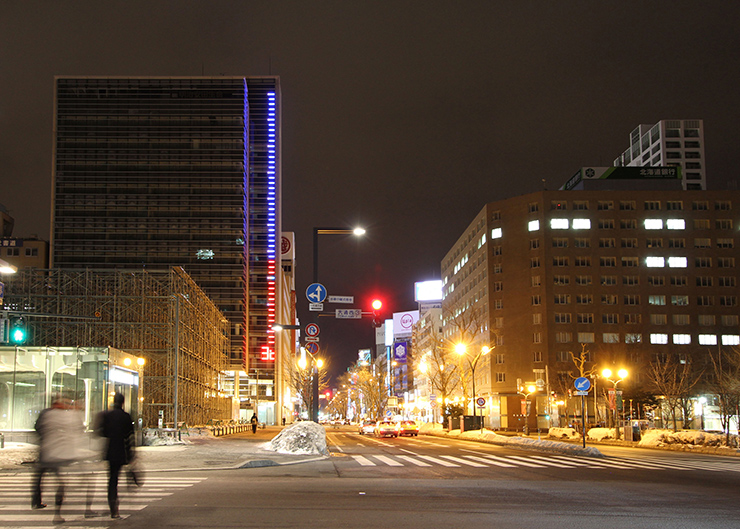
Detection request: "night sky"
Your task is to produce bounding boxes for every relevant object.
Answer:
[2,2,740,379]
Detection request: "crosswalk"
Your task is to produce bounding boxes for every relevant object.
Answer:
[0,471,206,527]
[345,449,740,473]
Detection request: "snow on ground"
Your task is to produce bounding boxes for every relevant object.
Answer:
[548,427,581,440]
[264,421,328,456]
[639,429,737,448]
[422,424,603,458]
[587,427,616,441]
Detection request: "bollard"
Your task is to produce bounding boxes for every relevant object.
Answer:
[0,432,4,449]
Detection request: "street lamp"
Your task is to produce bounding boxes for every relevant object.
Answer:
[519,384,538,435]
[0,258,17,274]
[602,368,628,439]
[455,343,492,430]
[298,347,323,421]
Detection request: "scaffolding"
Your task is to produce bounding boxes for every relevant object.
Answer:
[3,267,231,427]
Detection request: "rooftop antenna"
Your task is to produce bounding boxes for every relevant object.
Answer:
[542,178,547,190]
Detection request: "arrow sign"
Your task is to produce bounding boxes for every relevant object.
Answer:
[304,342,319,355]
[306,283,327,303]
[305,323,320,337]
[574,377,591,392]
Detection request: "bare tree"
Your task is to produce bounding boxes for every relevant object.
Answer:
[707,347,740,445]
[282,347,329,416]
[645,354,702,432]
[442,305,489,402]
[411,319,460,407]
[343,358,388,421]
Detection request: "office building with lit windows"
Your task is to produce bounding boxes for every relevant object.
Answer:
[442,182,740,431]
[613,119,706,190]
[51,77,281,420]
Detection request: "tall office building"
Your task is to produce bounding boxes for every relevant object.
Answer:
[51,77,281,397]
[613,119,706,190]
[442,179,739,431]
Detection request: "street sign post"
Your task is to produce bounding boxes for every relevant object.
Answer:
[476,397,486,408]
[306,283,327,304]
[304,342,319,355]
[309,303,323,311]
[335,309,362,319]
[328,295,354,304]
[305,323,320,337]
[574,377,591,448]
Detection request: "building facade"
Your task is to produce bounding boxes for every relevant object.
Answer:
[442,188,740,430]
[51,77,281,417]
[613,119,706,190]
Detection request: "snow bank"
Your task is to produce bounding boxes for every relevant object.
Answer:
[639,429,737,448]
[265,421,329,456]
[548,427,581,440]
[587,427,616,441]
[419,422,445,435]
[425,427,602,457]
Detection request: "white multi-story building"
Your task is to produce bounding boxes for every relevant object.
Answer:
[613,120,706,190]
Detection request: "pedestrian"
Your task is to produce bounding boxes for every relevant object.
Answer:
[96,392,135,519]
[250,413,258,434]
[32,396,85,524]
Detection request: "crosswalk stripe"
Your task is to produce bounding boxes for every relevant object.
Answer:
[397,455,432,467]
[372,455,404,467]
[439,455,487,468]
[414,454,459,467]
[518,455,580,468]
[476,453,545,468]
[462,455,516,468]
[351,455,375,466]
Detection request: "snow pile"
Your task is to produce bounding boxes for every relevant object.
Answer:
[265,421,328,456]
[427,427,602,457]
[0,442,38,469]
[587,428,617,441]
[419,422,445,435]
[639,429,736,448]
[548,427,581,440]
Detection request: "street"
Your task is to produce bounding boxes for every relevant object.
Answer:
[3,427,740,528]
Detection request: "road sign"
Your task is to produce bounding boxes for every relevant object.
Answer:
[574,391,589,396]
[309,303,324,311]
[306,283,327,303]
[335,308,362,319]
[328,295,354,304]
[574,377,591,392]
[304,337,319,343]
[430,394,437,402]
[304,342,319,355]
[476,397,486,407]
[305,323,320,337]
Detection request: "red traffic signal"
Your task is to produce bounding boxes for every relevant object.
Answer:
[371,299,383,311]
[371,299,383,328]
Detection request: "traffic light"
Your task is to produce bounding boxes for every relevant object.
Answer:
[10,317,27,345]
[371,299,383,328]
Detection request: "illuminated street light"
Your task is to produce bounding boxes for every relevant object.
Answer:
[456,343,492,430]
[602,368,628,439]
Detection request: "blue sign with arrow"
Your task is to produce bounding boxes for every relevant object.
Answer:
[574,377,591,392]
[306,283,327,303]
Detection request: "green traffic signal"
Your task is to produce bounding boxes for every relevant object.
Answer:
[10,319,26,344]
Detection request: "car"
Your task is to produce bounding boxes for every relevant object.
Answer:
[358,420,376,435]
[397,420,419,436]
[374,420,398,438]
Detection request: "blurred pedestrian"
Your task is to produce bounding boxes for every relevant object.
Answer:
[250,413,258,434]
[32,396,85,524]
[96,392,135,519]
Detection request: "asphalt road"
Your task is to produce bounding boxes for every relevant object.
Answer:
[4,426,740,528]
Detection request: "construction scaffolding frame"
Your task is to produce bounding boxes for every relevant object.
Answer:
[3,267,231,427]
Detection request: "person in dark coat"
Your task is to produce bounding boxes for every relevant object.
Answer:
[96,392,134,519]
[250,413,258,434]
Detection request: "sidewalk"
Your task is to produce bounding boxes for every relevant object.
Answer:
[0,426,327,474]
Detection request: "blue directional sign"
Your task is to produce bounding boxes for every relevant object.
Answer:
[574,377,591,392]
[306,283,327,304]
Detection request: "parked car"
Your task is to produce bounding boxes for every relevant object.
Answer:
[358,420,376,435]
[375,421,398,438]
[397,420,419,436]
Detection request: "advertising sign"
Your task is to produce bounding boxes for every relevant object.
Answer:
[280,232,295,260]
[393,342,408,364]
[392,310,419,338]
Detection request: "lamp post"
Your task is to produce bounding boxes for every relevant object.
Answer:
[519,384,538,436]
[298,347,323,421]
[311,226,365,423]
[455,343,492,430]
[602,368,628,440]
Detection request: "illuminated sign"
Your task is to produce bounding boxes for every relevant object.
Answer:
[562,166,681,190]
[414,280,443,302]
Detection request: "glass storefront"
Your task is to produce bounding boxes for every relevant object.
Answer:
[0,346,141,435]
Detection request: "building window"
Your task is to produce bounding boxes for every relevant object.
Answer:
[496,372,506,383]
[722,315,739,326]
[695,257,712,268]
[668,257,688,268]
[556,351,570,363]
[719,277,736,287]
[578,332,595,343]
[533,351,543,362]
[621,238,638,248]
[531,275,541,287]
[699,335,717,346]
[666,201,683,211]
[573,201,589,211]
[553,256,569,267]
[597,200,613,210]
[528,220,540,231]
[672,295,689,306]
[646,256,665,268]
[650,314,667,325]
[494,264,502,274]
[644,219,663,230]
[692,201,709,211]
[717,219,733,230]
[576,294,593,305]
[668,238,685,248]
[575,256,591,267]
[531,295,541,306]
[530,238,540,250]
[553,275,570,286]
[694,238,711,248]
[602,313,619,324]
[649,295,666,306]
[494,299,504,310]
[493,281,503,292]
[495,317,504,328]
[491,228,503,239]
[621,257,639,267]
[625,313,641,324]
[554,313,572,324]
[554,293,571,304]
[673,334,691,345]
[598,219,615,229]
[718,257,735,268]
[576,275,592,286]
[551,201,567,210]
[697,296,714,306]
[646,238,663,248]
[723,335,740,346]
[492,210,501,221]
[603,333,620,343]
[600,257,617,267]
[620,219,637,229]
[620,201,636,211]
[599,238,616,248]
[625,333,642,344]
[555,332,572,343]
[644,201,661,210]
[694,219,710,229]
[716,238,734,249]
[532,313,542,325]
[528,203,539,213]
[600,276,616,286]
[551,218,569,229]
[666,219,686,230]
[715,201,732,211]
[720,296,737,307]
[552,238,568,248]
[533,332,542,344]
[698,315,716,326]
[531,257,540,268]
[574,238,590,248]
[696,276,713,287]
[648,276,665,287]
[673,314,690,325]
[670,276,688,286]
[623,295,640,305]
[577,313,594,324]
[495,354,505,365]
[572,218,591,230]
[650,334,669,344]
[623,276,639,286]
